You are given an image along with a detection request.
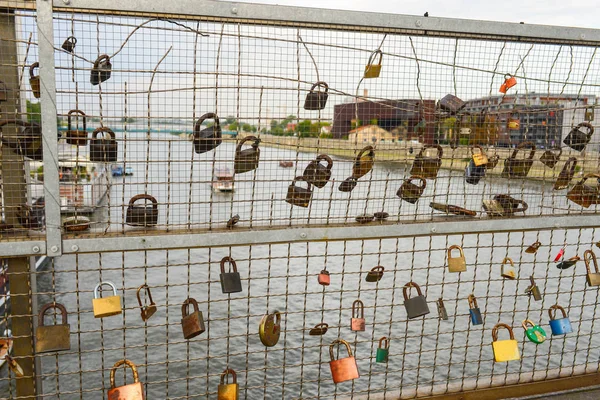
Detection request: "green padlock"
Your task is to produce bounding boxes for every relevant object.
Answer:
[522,319,546,344]
[376,337,389,363]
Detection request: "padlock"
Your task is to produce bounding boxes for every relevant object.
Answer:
[553,157,578,190]
[309,322,328,336]
[525,275,542,301]
[220,256,243,294]
[374,211,389,221]
[89,127,118,162]
[485,154,500,170]
[364,49,383,79]
[193,112,222,154]
[16,204,43,230]
[234,136,260,174]
[107,359,145,400]
[493,194,528,216]
[126,194,159,227]
[397,175,426,204]
[92,281,122,318]
[351,299,365,331]
[411,145,443,179]
[5,355,24,377]
[585,106,595,121]
[502,141,536,178]
[465,158,485,185]
[304,81,329,110]
[471,145,488,166]
[318,269,331,286]
[499,74,517,93]
[439,94,465,114]
[61,36,77,53]
[584,249,600,287]
[403,282,430,319]
[491,323,520,362]
[522,319,547,344]
[539,148,562,169]
[501,257,517,280]
[136,284,157,322]
[29,62,40,98]
[259,311,281,347]
[556,256,580,270]
[525,241,541,254]
[181,298,205,339]
[66,109,88,146]
[218,368,239,400]
[507,114,520,131]
[567,174,600,208]
[447,245,466,273]
[286,177,313,208]
[0,80,8,102]
[90,54,112,85]
[376,336,390,363]
[564,122,594,152]
[365,266,384,282]
[355,214,374,224]
[352,146,375,179]
[329,339,359,383]
[548,304,572,335]
[0,119,44,160]
[468,294,483,325]
[303,154,333,188]
[227,214,240,229]
[430,202,477,216]
[436,298,448,320]
[338,177,357,192]
[35,303,70,353]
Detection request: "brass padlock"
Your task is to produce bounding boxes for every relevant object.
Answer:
[585,106,595,121]
[286,177,313,208]
[564,122,594,152]
[410,145,443,179]
[181,297,205,339]
[5,355,24,377]
[259,311,281,347]
[502,141,536,178]
[220,256,243,294]
[471,145,488,166]
[90,54,112,85]
[501,257,517,280]
[584,249,600,287]
[351,299,365,331]
[89,127,118,162]
[493,194,528,216]
[126,194,159,227]
[338,176,358,192]
[365,266,384,282]
[499,74,517,93]
[553,157,578,190]
[567,174,600,208]
[439,94,465,114]
[29,62,40,98]
[92,281,122,318]
[364,49,383,79]
[309,322,329,336]
[403,281,430,319]
[352,146,375,179]
[136,284,157,322]
[61,36,77,53]
[436,298,448,321]
[193,113,222,154]
[107,359,145,399]
[447,245,466,273]
[304,81,329,110]
[234,136,260,174]
[0,80,8,102]
[397,175,426,204]
[0,119,44,160]
[35,303,70,353]
[540,148,562,169]
[525,275,542,301]
[329,339,359,383]
[318,269,331,286]
[525,241,541,254]
[491,323,520,362]
[66,109,88,146]
[218,368,239,400]
[303,154,333,188]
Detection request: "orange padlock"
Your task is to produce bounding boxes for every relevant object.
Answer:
[351,299,365,331]
[499,74,517,93]
[318,269,330,286]
[107,359,144,399]
[329,339,359,384]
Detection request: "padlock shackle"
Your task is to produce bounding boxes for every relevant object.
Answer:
[504,74,513,80]
[194,112,220,135]
[406,175,426,189]
[352,299,364,318]
[584,250,599,274]
[416,144,443,159]
[128,194,158,211]
[93,54,110,68]
[65,36,77,44]
[522,319,535,330]
[290,176,312,190]
[313,322,328,329]
[110,359,140,388]
[220,368,237,385]
[329,338,352,361]
[502,257,514,267]
[448,245,464,259]
[577,173,600,185]
[468,294,478,309]
[510,141,536,160]
[309,81,329,93]
[91,126,116,140]
[94,281,117,299]
[547,147,562,157]
[236,135,260,151]
[182,297,200,317]
[67,109,86,132]
[527,241,541,251]
[367,49,383,66]
[492,323,515,341]
[316,154,333,169]
[29,62,39,78]
[470,145,485,157]
[575,121,594,137]
[136,284,155,308]
[370,266,384,274]
[378,336,389,349]
[38,302,68,326]
[355,145,375,161]
[529,275,536,285]
[220,256,238,274]
[549,304,567,320]
[559,157,578,177]
[403,281,423,300]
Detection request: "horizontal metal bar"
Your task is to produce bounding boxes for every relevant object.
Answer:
[62,214,599,254]
[50,0,600,45]
[0,240,46,257]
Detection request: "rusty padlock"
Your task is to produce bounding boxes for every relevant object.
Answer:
[502,141,536,178]
[304,81,329,110]
[136,284,157,322]
[303,154,333,188]
[93,281,122,318]
[5,355,24,377]
[447,245,466,273]
[493,194,528,215]
[286,177,313,208]
[234,136,260,174]
[499,74,517,93]
[66,109,88,146]
[585,249,600,287]
[193,113,222,154]
[403,281,430,319]
[364,49,383,79]
[525,241,541,254]
[0,119,43,160]
[436,298,449,320]
[351,299,365,331]
[90,54,111,85]
[318,269,331,286]
[553,157,578,190]
[352,146,375,179]
[29,62,40,98]
[35,303,70,353]
[501,257,517,280]
[338,177,358,192]
[486,154,500,170]
[218,368,239,400]
[126,194,158,227]
[61,36,77,53]
[259,311,281,347]
[89,127,118,162]
[107,359,145,399]
[567,174,600,208]
[220,256,243,294]
[309,322,329,336]
[540,147,562,169]
[564,122,594,152]
[439,94,466,114]
[329,339,359,384]
[181,297,205,339]
[0,80,8,102]
[525,275,542,301]
[397,175,426,204]
[410,145,443,179]
[365,266,384,282]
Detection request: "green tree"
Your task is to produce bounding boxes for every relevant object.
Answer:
[225,116,237,125]
[26,100,41,124]
[229,122,239,131]
[242,123,253,132]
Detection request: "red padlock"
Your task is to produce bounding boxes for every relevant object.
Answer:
[499,74,517,93]
[554,248,565,262]
[329,339,360,384]
[318,269,330,286]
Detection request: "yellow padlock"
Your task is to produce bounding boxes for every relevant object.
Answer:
[447,245,466,272]
[218,368,239,400]
[92,281,122,318]
[364,49,383,79]
[501,257,517,280]
[471,145,488,167]
[491,323,520,362]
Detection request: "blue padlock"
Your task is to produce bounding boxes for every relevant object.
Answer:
[548,304,572,336]
[468,294,483,325]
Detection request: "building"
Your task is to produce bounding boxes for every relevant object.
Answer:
[348,125,396,144]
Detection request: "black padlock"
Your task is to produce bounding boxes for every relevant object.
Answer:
[410,145,443,179]
[540,148,562,169]
[338,177,357,192]
[90,54,112,85]
[486,154,500,170]
[220,256,243,294]
[397,175,426,204]
[439,94,465,114]
[553,157,578,190]
[126,194,158,227]
[61,36,77,53]
[0,80,8,102]
[0,119,43,160]
[304,81,329,110]
[89,126,117,162]
[66,109,88,146]
[286,176,313,208]
[29,62,40,98]
[16,204,43,230]
[303,154,333,188]
[465,158,486,185]
[193,113,222,154]
[352,146,375,179]
[403,281,430,319]
[502,141,535,178]
[564,122,594,152]
[234,136,260,174]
